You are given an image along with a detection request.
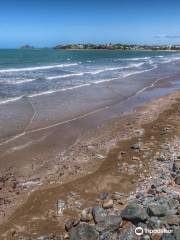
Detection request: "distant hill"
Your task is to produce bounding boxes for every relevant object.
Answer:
[53,43,180,50]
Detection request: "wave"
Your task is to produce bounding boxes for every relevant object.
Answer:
[0,64,157,105]
[0,62,146,85]
[47,72,84,80]
[0,63,78,73]
[114,57,151,61]
[0,96,23,104]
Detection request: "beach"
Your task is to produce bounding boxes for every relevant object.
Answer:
[0,50,180,239]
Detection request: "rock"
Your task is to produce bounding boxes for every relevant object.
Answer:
[167,215,180,225]
[95,215,122,236]
[147,188,156,195]
[64,233,69,239]
[147,203,169,217]
[131,143,141,151]
[37,235,63,240]
[140,235,151,240]
[136,192,145,199]
[81,208,93,222]
[118,221,139,240]
[132,156,140,161]
[112,192,125,200]
[147,216,167,229]
[65,218,80,231]
[175,174,180,185]
[69,223,99,240]
[102,199,114,209]
[121,204,147,223]
[173,160,180,172]
[92,206,107,224]
[57,199,67,215]
[161,233,175,240]
[160,128,169,135]
[99,192,109,200]
[117,198,127,206]
[157,155,166,162]
[99,232,119,240]
[166,198,179,210]
[173,228,180,240]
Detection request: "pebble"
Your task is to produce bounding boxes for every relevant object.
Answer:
[102,199,113,209]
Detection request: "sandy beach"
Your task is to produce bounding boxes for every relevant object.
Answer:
[0,61,179,239]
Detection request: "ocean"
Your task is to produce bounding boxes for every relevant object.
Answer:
[0,49,180,104]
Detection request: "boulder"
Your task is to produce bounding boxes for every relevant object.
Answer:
[147,204,169,217]
[92,206,107,224]
[118,221,139,240]
[173,228,180,240]
[99,192,109,200]
[69,223,99,240]
[173,160,180,172]
[95,215,122,235]
[65,218,80,231]
[175,174,180,185]
[121,204,147,223]
[161,233,175,240]
[81,208,93,222]
[147,216,167,229]
[167,215,180,225]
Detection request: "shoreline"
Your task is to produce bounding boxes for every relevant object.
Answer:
[0,89,179,239]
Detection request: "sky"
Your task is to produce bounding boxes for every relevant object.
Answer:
[0,0,180,48]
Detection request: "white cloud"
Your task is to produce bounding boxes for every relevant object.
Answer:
[154,34,180,39]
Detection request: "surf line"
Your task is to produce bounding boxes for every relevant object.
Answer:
[0,74,173,147]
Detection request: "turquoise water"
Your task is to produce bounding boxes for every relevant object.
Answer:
[0,49,179,103]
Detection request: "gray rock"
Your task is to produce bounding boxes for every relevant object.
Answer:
[140,235,150,240]
[167,215,180,226]
[173,227,180,240]
[157,155,167,162]
[69,223,99,240]
[36,235,63,240]
[147,216,167,229]
[95,215,122,235]
[147,203,170,217]
[121,204,147,223]
[136,192,145,199]
[166,198,179,210]
[173,160,180,172]
[57,199,67,215]
[99,231,119,240]
[92,206,107,224]
[118,221,139,240]
[131,143,141,151]
[99,192,109,200]
[175,174,180,185]
[18,237,33,240]
[161,233,175,240]
[65,218,80,231]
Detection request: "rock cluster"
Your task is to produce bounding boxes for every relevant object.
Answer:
[16,137,180,240]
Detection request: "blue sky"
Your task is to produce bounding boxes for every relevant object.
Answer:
[0,0,180,48]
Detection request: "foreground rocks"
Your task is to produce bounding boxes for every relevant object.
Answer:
[61,138,180,240]
[13,131,180,239]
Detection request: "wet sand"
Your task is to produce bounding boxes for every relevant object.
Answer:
[0,63,180,239]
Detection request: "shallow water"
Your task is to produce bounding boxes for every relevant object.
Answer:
[0,49,180,103]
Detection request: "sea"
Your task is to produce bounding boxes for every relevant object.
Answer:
[0,49,180,104]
